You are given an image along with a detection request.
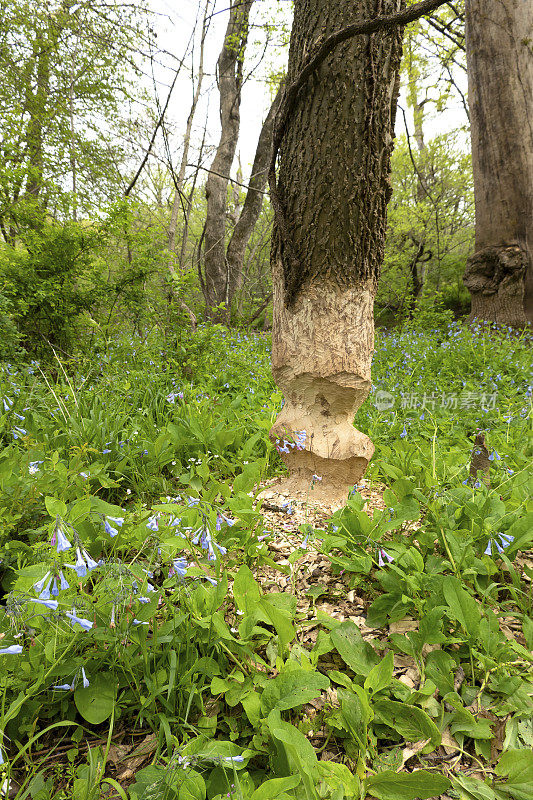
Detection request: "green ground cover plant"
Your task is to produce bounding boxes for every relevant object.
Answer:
[0,317,531,800]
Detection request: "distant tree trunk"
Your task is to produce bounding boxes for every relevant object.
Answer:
[203,0,253,318]
[226,86,282,312]
[269,0,403,504]
[463,0,533,327]
[24,27,51,207]
[405,30,429,305]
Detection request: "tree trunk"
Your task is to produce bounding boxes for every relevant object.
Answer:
[25,27,51,206]
[226,86,282,312]
[463,0,533,327]
[203,0,253,318]
[405,30,429,305]
[269,0,403,505]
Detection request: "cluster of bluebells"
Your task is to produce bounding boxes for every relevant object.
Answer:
[485,533,514,556]
[378,548,394,567]
[3,395,28,440]
[275,430,306,455]
[166,391,184,403]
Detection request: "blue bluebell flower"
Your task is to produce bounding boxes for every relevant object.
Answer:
[138,597,150,604]
[53,682,74,691]
[33,598,59,611]
[29,461,44,475]
[39,577,53,600]
[294,430,306,450]
[59,571,69,591]
[104,519,118,537]
[73,548,87,578]
[66,612,93,631]
[485,533,514,556]
[56,526,72,553]
[146,515,159,531]
[400,425,408,439]
[133,619,149,626]
[171,558,188,578]
[0,645,23,655]
[34,571,51,594]
[378,549,394,567]
[51,578,59,597]
[192,528,202,545]
[81,667,89,688]
[488,450,501,461]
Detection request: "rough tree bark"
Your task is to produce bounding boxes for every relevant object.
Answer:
[226,86,282,311]
[269,0,404,505]
[463,0,533,327]
[203,0,253,318]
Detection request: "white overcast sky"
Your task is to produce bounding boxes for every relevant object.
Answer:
[147,0,468,183]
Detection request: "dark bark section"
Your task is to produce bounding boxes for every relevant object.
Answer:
[203,0,253,317]
[226,86,282,307]
[464,245,529,328]
[464,0,533,326]
[269,0,448,305]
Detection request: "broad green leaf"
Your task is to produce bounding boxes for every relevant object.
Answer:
[233,462,260,494]
[453,774,500,800]
[331,620,380,677]
[495,749,533,800]
[374,700,441,749]
[242,690,261,726]
[366,769,451,799]
[443,576,481,638]
[261,669,329,715]
[445,694,493,740]
[250,775,301,800]
[425,650,456,696]
[364,651,394,695]
[45,496,67,519]
[267,711,319,798]
[260,597,296,653]
[339,688,368,750]
[233,565,261,613]
[74,673,115,724]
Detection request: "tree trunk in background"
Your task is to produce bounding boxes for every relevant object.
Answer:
[463,0,533,327]
[203,0,253,318]
[226,86,282,312]
[24,26,52,208]
[269,0,403,505]
[405,29,429,303]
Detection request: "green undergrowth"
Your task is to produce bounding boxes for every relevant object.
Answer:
[0,319,532,800]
